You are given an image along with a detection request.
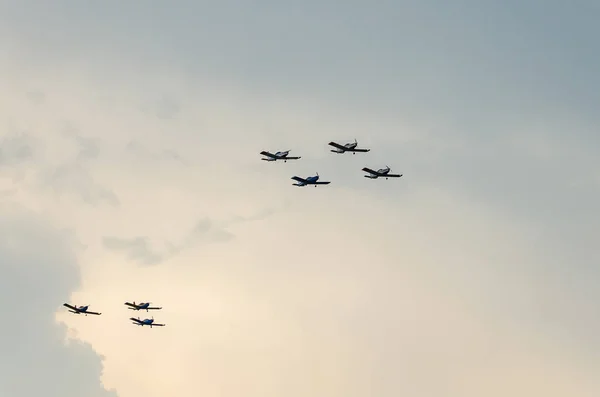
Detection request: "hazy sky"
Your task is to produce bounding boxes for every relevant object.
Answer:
[1,1,598,396]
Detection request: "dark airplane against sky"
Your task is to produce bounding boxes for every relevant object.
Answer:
[291,173,331,187]
[260,150,301,162]
[130,316,166,328]
[124,301,162,312]
[362,166,402,180]
[63,303,101,316]
[328,139,370,154]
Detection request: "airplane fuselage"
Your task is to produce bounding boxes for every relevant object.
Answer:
[131,317,165,327]
[362,166,400,180]
[261,150,300,162]
[329,140,368,154]
[70,306,91,315]
[295,175,318,186]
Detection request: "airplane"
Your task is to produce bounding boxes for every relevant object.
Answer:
[328,139,370,154]
[63,303,101,316]
[291,173,331,187]
[260,150,301,162]
[124,301,162,312]
[130,316,165,328]
[362,166,403,180]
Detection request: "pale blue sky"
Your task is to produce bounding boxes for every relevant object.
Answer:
[1,2,598,396]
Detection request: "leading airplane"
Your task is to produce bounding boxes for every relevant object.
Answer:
[260,150,301,162]
[124,301,162,312]
[63,303,101,316]
[291,173,331,187]
[130,316,165,328]
[328,139,370,154]
[362,166,403,180]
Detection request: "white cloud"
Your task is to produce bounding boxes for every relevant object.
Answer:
[0,204,116,397]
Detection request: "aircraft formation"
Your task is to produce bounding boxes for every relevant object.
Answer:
[260,139,403,186]
[63,301,166,328]
[61,139,401,325]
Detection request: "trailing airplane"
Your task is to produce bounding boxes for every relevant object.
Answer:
[63,303,101,316]
[260,150,301,162]
[362,166,402,180]
[130,316,165,328]
[291,173,331,187]
[124,301,162,312]
[328,139,370,154]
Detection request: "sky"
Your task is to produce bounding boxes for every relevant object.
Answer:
[0,1,598,396]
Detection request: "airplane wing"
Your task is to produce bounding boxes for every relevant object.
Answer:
[386,173,402,178]
[146,307,162,310]
[328,141,347,151]
[314,181,331,185]
[130,317,144,324]
[124,302,138,308]
[260,151,277,158]
[362,167,379,175]
[86,311,101,315]
[285,156,301,160]
[63,303,79,311]
[151,323,166,326]
[291,176,307,183]
[352,148,370,152]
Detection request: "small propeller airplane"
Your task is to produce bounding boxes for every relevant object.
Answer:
[124,301,162,312]
[328,139,370,154]
[130,316,165,328]
[63,303,101,316]
[260,150,301,162]
[291,173,331,187]
[362,166,403,179]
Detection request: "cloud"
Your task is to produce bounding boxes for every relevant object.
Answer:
[140,95,181,120]
[102,236,164,266]
[0,131,34,167]
[0,205,116,397]
[102,217,235,266]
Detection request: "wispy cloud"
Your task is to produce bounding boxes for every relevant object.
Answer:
[102,217,235,266]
